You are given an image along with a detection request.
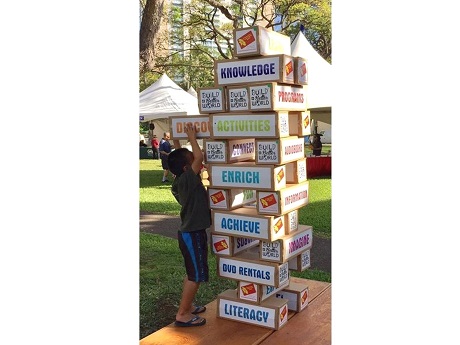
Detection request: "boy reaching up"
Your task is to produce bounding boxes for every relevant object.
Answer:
[168,123,211,327]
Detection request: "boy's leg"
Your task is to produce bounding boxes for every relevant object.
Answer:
[175,278,201,323]
[176,230,209,323]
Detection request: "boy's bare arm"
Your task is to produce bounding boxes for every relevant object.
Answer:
[185,124,203,175]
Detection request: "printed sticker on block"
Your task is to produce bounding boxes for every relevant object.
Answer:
[198,87,227,113]
[170,115,211,139]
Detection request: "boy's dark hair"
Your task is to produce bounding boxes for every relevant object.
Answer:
[168,148,191,176]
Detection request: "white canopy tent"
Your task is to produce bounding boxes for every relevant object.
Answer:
[139,73,201,140]
[291,31,332,125]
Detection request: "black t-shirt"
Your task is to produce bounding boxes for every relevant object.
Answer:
[171,168,211,232]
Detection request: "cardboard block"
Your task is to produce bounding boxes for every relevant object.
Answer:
[209,162,286,191]
[217,254,289,287]
[204,138,255,164]
[211,207,286,241]
[209,112,290,139]
[288,111,311,137]
[208,188,256,210]
[248,83,307,112]
[214,55,295,86]
[255,136,305,165]
[233,26,291,58]
[285,210,299,235]
[285,158,307,184]
[288,249,311,272]
[260,225,313,263]
[210,232,259,256]
[238,279,289,304]
[169,115,211,139]
[294,57,308,85]
[275,281,309,312]
[198,86,227,113]
[227,85,250,112]
[217,289,289,330]
[257,181,309,215]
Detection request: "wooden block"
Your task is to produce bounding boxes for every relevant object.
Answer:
[169,115,211,139]
[204,138,255,164]
[288,249,311,272]
[209,112,290,139]
[255,136,305,165]
[227,85,250,112]
[217,289,289,330]
[214,55,295,86]
[260,225,313,263]
[237,279,289,304]
[211,208,286,241]
[285,158,307,184]
[217,254,289,287]
[288,111,311,137]
[233,26,291,58]
[198,86,227,113]
[257,181,309,215]
[248,83,307,112]
[209,162,286,191]
[210,232,259,256]
[208,188,256,210]
[294,57,308,85]
[275,281,309,312]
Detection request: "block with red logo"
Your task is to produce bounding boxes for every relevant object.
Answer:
[275,279,309,312]
[257,181,309,215]
[211,207,286,241]
[227,85,250,112]
[294,57,308,85]
[259,225,313,263]
[237,279,289,304]
[198,86,227,113]
[288,111,311,137]
[169,115,211,139]
[217,289,289,330]
[214,55,295,86]
[208,188,256,210]
[210,111,291,139]
[255,136,305,165]
[210,232,259,257]
[209,162,286,191]
[204,138,255,164]
[288,249,311,272]
[233,26,291,58]
[217,250,289,287]
[285,158,307,184]
[247,83,307,112]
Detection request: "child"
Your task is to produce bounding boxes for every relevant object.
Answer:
[168,123,211,327]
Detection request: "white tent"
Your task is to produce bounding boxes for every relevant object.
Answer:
[291,31,332,125]
[139,73,201,139]
[187,86,198,98]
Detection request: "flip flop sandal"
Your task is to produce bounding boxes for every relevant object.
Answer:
[174,315,206,327]
[192,306,206,314]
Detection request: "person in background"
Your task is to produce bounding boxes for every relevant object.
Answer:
[151,135,160,160]
[139,139,147,147]
[159,132,173,183]
[168,123,211,327]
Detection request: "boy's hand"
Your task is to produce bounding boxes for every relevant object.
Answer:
[184,123,197,141]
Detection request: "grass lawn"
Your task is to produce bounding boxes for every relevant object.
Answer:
[139,153,332,339]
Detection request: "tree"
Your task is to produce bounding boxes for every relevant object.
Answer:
[139,0,166,74]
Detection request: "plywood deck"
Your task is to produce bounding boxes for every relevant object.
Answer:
[140,277,331,345]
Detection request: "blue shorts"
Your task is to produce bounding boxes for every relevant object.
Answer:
[178,230,209,282]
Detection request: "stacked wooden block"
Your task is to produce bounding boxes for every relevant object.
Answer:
[169,26,314,330]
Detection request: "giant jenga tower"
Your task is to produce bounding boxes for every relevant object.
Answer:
[169,25,313,331]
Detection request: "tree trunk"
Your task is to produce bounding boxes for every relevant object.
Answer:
[139,0,164,73]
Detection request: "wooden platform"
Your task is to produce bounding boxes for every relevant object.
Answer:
[140,277,331,345]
